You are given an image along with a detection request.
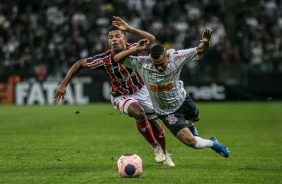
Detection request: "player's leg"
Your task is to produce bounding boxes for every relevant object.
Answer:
[131,86,174,164]
[181,95,201,136]
[186,120,199,136]
[132,86,167,153]
[181,96,229,157]
[148,118,174,166]
[112,95,165,162]
[131,86,174,165]
[127,101,166,163]
[159,112,229,158]
[149,119,166,153]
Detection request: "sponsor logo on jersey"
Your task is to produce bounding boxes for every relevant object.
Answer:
[87,59,104,68]
[149,82,174,92]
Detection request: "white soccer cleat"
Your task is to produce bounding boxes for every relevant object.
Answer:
[163,153,175,167]
[153,144,166,163]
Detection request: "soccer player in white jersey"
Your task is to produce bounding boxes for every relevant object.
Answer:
[114,28,230,159]
[54,16,175,166]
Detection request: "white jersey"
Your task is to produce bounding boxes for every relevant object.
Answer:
[123,47,199,115]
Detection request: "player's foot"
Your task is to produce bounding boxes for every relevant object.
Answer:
[163,153,175,167]
[152,144,166,163]
[209,137,230,158]
[189,124,199,136]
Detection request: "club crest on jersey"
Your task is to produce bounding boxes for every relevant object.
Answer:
[166,114,177,125]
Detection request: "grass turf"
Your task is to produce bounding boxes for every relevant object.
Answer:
[0,102,281,183]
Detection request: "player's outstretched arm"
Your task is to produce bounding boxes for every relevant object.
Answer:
[112,16,155,45]
[196,27,213,55]
[114,39,150,63]
[54,59,86,103]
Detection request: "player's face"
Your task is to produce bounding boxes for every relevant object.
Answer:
[151,53,169,73]
[108,30,127,55]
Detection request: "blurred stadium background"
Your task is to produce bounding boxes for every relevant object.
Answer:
[0,0,282,104]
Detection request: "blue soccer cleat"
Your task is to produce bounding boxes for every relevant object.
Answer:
[189,124,199,136]
[209,137,230,158]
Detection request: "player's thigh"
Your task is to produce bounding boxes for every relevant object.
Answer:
[178,95,200,120]
[111,95,139,115]
[158,113,188,136]
[131,86,157,119]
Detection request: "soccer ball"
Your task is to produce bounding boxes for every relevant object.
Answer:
[117,153,143,178]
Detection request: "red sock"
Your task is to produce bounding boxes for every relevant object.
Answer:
[136,119,157,146]
[153,126,166,153]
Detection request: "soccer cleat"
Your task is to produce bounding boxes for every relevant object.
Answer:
[209,137,230,158]
[163,153,175,167]
[152,144,166,163]
[189,124,199,136]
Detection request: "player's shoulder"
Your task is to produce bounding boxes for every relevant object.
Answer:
[167,49,177,55]
[169,47,197,56]
[87,49,111,61]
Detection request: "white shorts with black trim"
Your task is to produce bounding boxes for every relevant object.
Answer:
[111,86,157,120]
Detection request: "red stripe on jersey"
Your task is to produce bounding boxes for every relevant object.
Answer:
[104,54,130,95]
[84,44,144,96]
[118,64,139,93]
[136,72,145,86]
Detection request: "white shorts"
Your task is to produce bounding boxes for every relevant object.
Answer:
[111,86,157,120]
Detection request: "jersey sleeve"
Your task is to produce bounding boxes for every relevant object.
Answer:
[84,57,103,69]
[123,56,148,71]
[169,47,199,68]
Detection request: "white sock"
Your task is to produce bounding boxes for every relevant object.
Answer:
[194,136,213,149]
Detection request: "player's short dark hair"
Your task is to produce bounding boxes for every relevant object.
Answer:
[108,26,126,37]
[150,45,165,59]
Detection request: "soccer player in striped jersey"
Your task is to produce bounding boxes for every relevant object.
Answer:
[114,28,230,159]
[54,16,175,166]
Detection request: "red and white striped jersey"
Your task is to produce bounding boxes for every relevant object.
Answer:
[84,43,144,97]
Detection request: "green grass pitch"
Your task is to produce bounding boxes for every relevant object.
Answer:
[0,102,281,183]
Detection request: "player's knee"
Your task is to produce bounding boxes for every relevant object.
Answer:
[191,115,200,122]
[128,103,146,120]
[148,119,160,130]
[176,128,196,147]
[181,135,196,147]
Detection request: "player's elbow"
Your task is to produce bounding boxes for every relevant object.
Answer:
[196,47,204,55]
[113,55,120,63]
[196,46,209,55]
[148,36,155,45]
[76,58,87,68]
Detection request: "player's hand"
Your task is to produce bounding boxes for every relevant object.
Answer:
[136,39,150,51]
[54,84,67,103]
[112,16,130,31]
[200,27,213,43]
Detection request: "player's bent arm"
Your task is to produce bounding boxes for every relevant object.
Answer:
[196,40,210,55]
[196,27,213,55]
[114,47,137,63]
[112,16,155,45]
[54,59,87,102]
[60,58,87,86]
[114,38,150,63]
[126,27,155,46]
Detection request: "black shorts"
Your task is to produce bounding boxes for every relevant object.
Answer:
[158,95,199,136]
